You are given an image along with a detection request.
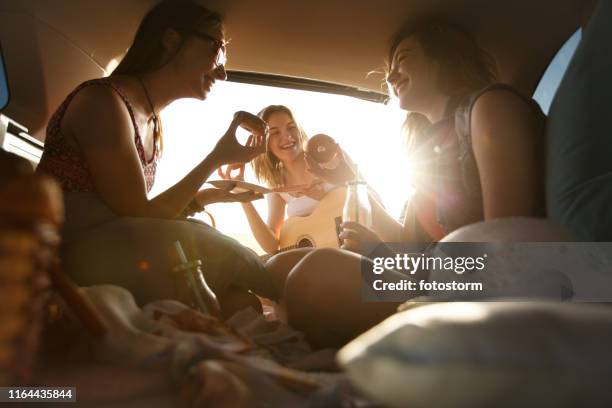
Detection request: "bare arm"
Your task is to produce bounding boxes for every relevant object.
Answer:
[240,193,285,254]
[470,89,542,219]
[64,86,264,219]
[369,191,403,242]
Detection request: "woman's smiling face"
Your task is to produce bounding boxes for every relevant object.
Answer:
[386,35,440,112]
[170,23,227,100]
[266,112,303,163]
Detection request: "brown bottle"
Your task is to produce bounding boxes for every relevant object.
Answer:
[172,241,222,319]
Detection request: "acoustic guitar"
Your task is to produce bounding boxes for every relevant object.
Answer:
[264,187,399,260]
[277,186,347,252]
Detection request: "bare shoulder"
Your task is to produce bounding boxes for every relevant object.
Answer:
[470,87,541,145]
[66,82,128,117]
[62,82,134,145]
[471,88,539,130]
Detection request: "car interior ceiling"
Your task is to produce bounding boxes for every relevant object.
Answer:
[0,0,597,142]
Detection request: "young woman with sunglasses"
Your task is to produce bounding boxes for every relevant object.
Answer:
[37,0,276,317]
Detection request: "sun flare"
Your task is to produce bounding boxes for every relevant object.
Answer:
[153,81,411,253]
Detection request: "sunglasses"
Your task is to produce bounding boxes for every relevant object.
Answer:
[190,31,227,68]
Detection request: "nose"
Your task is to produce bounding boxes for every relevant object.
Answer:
[213,64,227,81]
[386,67,399,87]
[282,129,295,142]
[386,67,401,96]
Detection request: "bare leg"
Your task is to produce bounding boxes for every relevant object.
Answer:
[264,248,313,300]
[284,248,400,348]
[262,248,314,322]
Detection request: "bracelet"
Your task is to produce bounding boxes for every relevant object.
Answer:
[181,198,204,218]
[188,198,204,213]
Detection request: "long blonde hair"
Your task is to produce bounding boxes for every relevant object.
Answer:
[387,20,497,156]
[251,105,309,187]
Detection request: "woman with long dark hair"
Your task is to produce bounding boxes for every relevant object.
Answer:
[37,0,275,317]
[268,20,546,347]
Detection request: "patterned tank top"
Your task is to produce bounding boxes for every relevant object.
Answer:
[37,78,159,193]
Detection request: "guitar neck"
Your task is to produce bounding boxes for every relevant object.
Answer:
[258,186,399,263]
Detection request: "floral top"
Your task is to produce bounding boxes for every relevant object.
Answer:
[37,78,159,193]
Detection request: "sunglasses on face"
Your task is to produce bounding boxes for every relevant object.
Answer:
[190,31,227,68]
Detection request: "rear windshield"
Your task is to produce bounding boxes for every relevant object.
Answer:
[533,28,582,114]
[154,81,407,253]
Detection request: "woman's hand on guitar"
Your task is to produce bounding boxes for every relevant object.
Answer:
[210,111,267,165]
[339,221,383,253]
[305,146,356,185]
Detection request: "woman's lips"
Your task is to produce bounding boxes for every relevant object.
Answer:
[395,79,409,95]
[280,142,296,150]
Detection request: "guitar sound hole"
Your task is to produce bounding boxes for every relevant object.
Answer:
[297,238,314,248]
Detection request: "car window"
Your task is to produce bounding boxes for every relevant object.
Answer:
[153,80,407,253]
[533,28,582,114]
[0,44,9,111]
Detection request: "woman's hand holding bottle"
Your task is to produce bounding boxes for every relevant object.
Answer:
[339,222,384,254]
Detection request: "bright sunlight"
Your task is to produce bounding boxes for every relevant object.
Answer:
[152,81,410,254]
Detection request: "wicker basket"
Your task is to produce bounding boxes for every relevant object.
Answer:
[0,170,62,386]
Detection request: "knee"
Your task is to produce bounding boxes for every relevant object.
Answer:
[284,248,345,317]
[285,249,339,293]
[294,247,340,271]
[265,248,313,274]
[260,249,310,300]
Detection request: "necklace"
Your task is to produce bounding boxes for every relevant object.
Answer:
[136,76,160,150]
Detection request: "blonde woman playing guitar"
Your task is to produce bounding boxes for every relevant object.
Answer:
[219,105,335,255]
[218,105,401,299]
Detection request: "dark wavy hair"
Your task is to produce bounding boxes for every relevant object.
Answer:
[110,1,222,154]
[387,20,497,155]
[112,0,222,76]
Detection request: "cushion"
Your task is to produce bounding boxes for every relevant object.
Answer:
[338,302,612,408]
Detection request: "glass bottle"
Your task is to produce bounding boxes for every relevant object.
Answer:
[342,179,372,250]
[173,241,222,318]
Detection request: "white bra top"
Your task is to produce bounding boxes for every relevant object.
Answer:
[278,183,335,217]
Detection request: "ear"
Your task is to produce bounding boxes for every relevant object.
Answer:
[161,28,183,55]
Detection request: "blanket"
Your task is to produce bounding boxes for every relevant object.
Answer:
[37,285,370,407]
